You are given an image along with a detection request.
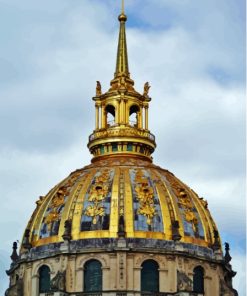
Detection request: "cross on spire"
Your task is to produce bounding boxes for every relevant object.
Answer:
[114,0,129,78]
[122,0,125,14]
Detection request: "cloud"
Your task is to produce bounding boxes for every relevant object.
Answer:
[0,0,245,295]
[231,251,246,295]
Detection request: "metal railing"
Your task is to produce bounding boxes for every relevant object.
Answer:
[42,292,204,296]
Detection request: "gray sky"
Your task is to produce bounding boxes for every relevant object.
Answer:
[0,0,245,294]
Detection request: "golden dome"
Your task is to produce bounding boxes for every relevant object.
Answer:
[21,6,221,254]
[21,156,219,251]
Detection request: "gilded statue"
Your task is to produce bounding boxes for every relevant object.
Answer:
[143,82,151,96]
[96,81,102,96]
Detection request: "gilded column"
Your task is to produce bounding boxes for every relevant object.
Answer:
[101,105,106,128]
[116,99,120,124]
[95,104,99,130]
[145,105,149,130]
[120,99,124,124]
[123,99,127,124]
[138,107,143,129]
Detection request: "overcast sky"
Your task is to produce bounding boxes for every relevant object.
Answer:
[0,0,245,295]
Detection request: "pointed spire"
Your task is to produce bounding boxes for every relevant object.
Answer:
[115,0,129,78]
[110,0,135,92]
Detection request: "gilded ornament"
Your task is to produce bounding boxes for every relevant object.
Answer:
[36,196,45,206]
[84,170,111,225]
[184,210,198,233]
[96,81,102,96]
[88,185,108,203]
[143,82,151,97]
[134,170,157,225]
[44,211,60,231]
[84,205,105,224]
[199,197,208,209]
[51,193,65,208]
[138,203,156,225]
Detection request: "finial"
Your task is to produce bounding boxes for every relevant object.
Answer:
[10,241,19,262]
[224,242,232,264]
[119,0,127,22]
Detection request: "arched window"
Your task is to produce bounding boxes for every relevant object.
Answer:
[84,260,102,292]
[105,105,115,126]
[39,265,51,293]
[129,105,140,127]
[193,266,204,293]
[141,260,159,292]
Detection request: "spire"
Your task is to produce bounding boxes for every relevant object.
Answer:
[115,0,129,78]
[88,0,156,162]
[110,0,135,91]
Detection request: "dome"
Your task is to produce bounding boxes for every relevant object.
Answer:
[20,4,220,254]
[21,156,218,251]
[6,4,238,296]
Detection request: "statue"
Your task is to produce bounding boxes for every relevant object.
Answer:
[96,81,102,96]
[143,82,151,97]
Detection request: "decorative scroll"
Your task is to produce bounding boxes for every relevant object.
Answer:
[130,169,163,232]
[81,169,114,231]
[39,171,84,239]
